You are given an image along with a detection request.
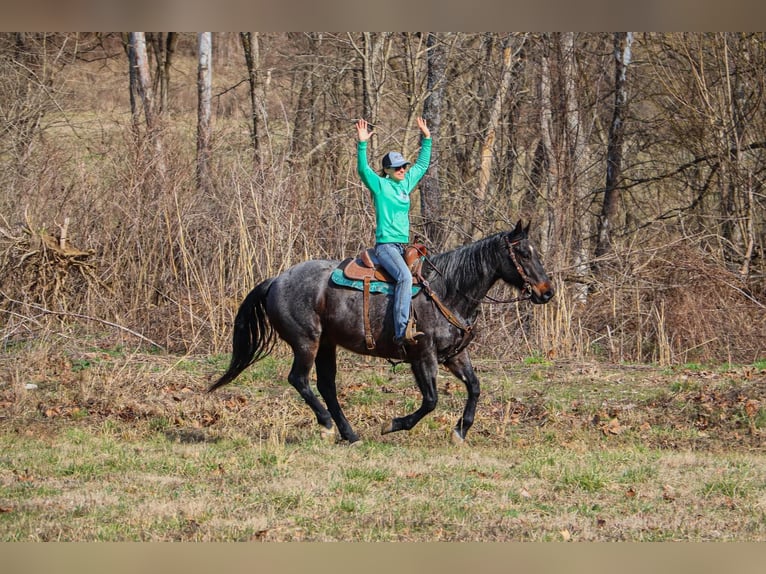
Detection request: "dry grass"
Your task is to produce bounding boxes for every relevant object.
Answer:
[1,340,765,541]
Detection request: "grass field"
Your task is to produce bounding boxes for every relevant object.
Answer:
[1,340,765,541]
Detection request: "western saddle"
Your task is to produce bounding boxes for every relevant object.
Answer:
[341,243,427,283]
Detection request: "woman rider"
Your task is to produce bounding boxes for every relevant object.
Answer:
[355,117,432,346]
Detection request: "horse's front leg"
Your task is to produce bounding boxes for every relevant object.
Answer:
[381,352,439,435]
[444,350,480,444]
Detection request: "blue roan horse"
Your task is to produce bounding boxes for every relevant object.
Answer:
[210,221,554,444]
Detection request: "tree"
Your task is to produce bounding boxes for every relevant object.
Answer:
[596,32,633,264]
[147,32,178,115]
[123,33,140,134]
[291,32,322,159]
[643,33,766,279]
[128,32,166,181]
[420,32,447,248]
[538,33,558,260]
[240,32,266,163]
[196,32,213,194]
[350,32,393,161]
[472,33,521,239]
[536,33,601,302]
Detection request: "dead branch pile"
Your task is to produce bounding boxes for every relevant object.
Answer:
[1,214,101,339]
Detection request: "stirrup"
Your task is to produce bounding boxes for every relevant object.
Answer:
[394,332,424,346]
[396,317,424,346]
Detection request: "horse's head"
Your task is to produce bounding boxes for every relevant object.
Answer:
[501,220,555,305]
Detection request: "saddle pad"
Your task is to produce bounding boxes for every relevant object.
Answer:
[330,268,422,296]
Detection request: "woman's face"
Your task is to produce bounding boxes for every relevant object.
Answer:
[386,165,408,181]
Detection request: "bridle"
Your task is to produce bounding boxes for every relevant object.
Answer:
[499,234,533,304]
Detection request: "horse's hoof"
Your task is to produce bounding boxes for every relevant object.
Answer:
[380,420,394,435]
[451,429,465,446]
[319,426,335,442]
[349,438,363,447]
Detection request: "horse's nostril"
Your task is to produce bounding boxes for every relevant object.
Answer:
[540,289,554,303]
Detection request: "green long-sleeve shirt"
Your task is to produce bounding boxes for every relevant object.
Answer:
[357,138,432,244]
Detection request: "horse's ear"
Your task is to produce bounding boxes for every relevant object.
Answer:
[512,220,523,235]
[523,221,531,235]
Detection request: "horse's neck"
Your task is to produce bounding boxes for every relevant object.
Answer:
[428,241,501,320]
[448,273,497,320]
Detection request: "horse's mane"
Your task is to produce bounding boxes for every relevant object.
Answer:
[425,232,510,300]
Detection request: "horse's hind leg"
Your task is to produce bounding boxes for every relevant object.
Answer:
[444,350,480,444]
[287,347,334,435]
[381,352,439,435]
[315,343,360,444]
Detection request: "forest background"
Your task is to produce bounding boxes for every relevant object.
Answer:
[0,32,764,365]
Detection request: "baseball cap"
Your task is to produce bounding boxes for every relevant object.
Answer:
[382,151,410,169]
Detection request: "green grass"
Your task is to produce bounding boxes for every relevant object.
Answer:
[3,429,764,541]
[2,348,766,541]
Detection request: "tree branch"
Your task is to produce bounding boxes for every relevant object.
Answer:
[1,293,165,350]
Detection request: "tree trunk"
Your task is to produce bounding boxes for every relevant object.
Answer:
[722,33,751,276]
[538,34,558,260]
[292,32,321,159]
[476,35,514,202]
[561,32,591,303]
[147,32,177,115]
[420,32,446,248]
[240,32,265,163]
[129,32,166,181]
[196,32,213,194]
[596,32,633,263]
[352,32,392,161]
[123,33,140,135]
[473,34,519,238]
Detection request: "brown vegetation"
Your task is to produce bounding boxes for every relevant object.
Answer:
[0,32,764,364]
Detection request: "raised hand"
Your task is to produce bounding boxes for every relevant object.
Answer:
[416,117,430,139]
[355,119,373,142]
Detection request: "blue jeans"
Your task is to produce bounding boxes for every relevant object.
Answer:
[375,242,411,340]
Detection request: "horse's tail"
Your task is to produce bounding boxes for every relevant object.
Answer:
[208,278,277,392]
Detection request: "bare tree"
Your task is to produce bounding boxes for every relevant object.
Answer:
[147,32,178,115]
[240,32,266,163]
[128,32,166,180]
[122,33,140,134]
[196,32,213,194]
[420,32,447,248]
[644,33,766,277]
[596,32,633,264]
[472,34,521,238]
[291,32,322,159]
[536,33,600,302]
[350,32,393,160]
[538,33,557,259]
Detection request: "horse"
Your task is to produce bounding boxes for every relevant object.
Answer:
[209,220,554,444]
